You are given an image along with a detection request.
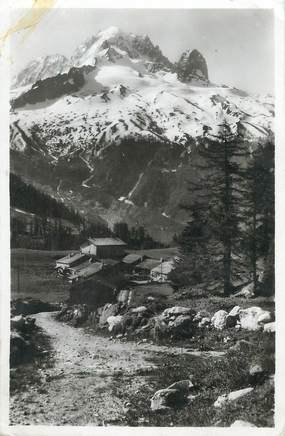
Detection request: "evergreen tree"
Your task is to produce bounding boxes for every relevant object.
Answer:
[178,122,250,295]
[238,140,274,294]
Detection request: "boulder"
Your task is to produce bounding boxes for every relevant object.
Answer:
[214,387,254,408]
[249,363,265,385]
[150,388,180,411]
[263,322,275,333]
[150,379,194,411]
[239,307,271,331]
[99,303,119,326]
[107,315,123,332]
[211,310,228,330]
[162,306,194,318]
[168,315,194,338]
[230,420,256,427]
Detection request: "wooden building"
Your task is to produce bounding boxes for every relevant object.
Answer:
[55,252,87,273]
[80,237,126,259]
[150,260,175,283]
[68,261,103,283]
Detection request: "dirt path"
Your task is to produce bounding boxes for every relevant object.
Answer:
[10,312,224,426]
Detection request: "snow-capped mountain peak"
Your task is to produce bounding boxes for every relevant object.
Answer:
[10,26,274,242]
[71,27,172,73]
[13,54,71,87]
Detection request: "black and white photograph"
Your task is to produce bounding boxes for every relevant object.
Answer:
[0,1,284,433]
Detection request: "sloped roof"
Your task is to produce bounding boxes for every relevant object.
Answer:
[151,261,175,275]
[102,258,121,266]
[125,247,179,260]
[130,283,174,296]
[68,260,92,273]
[69,262,103,280]
[56,252,86,265]
[88,237,126,246]
[123,253,144,264]
[136,258,161,271]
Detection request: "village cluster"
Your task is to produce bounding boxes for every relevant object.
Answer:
[55,237,176,285]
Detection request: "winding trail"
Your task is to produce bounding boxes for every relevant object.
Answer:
[10,312,224,426]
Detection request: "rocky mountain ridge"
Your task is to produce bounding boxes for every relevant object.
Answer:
[10,26,274,242]
[13,26,207,87]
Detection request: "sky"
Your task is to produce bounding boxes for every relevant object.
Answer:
[10,8,274,94]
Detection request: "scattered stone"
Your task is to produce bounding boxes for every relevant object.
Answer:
[234,282,255,298]
[106,315,123,332]
[214,387,254,408]
[138,417,149,424]
[249,363,265,385]
[117,289,130,304]
[131,306,148,314]
[198,317,211,328]
[193,312,202,322]
[230,420,257,427]
[150,379,194,411]
[263,322,275,333]
[229,339,253,352]
[249,364,263,377]
[162,306,195,318]
[269,374,275,387]
[228,305,241,318]
[239,307,271,331]
[211,310,228,330]
[99,303,119,326]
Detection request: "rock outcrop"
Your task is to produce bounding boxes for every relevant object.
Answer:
[176,49,209,82]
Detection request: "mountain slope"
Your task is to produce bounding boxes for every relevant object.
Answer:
[10,27,274,242]
[13,54,71,87]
